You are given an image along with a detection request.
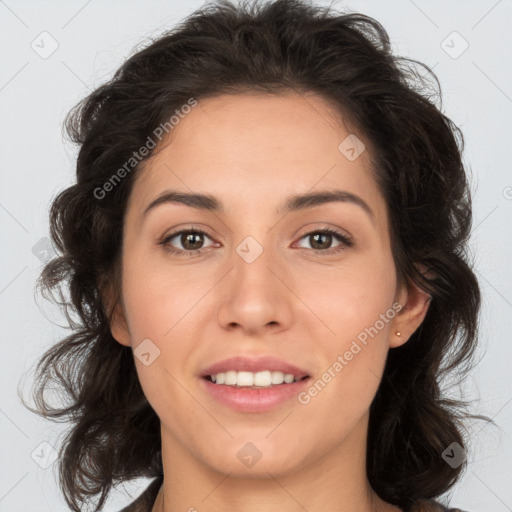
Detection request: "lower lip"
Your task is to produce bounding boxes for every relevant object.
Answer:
[199,377,310,413]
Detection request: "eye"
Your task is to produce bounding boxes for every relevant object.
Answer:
[159,227,216,256]
[295,228,354,255]
[159,226,354,257]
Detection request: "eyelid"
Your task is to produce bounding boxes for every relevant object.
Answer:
[294,223,353,244]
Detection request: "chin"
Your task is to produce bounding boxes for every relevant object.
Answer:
[196,438,309,478]
[208,457,302,479]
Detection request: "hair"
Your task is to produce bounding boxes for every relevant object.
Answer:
[20,0,494,510]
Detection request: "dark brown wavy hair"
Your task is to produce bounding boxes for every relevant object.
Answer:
[20,0,494,510]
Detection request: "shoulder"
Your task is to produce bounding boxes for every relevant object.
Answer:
[118,476,163,512]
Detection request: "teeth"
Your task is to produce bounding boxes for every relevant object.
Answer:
[209,370,303,388]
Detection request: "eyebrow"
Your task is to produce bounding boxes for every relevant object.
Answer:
[142,189,375,223]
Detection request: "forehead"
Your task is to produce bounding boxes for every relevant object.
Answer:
[154,92,359,164]
[128,92,387,227]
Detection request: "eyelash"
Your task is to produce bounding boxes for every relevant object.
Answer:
[159,225,354,256]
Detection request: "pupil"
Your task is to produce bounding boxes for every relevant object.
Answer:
[183,233,203,250]
[312,233,331,250]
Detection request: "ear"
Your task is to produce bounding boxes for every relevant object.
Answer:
[109,299,132,347]
[389,264,432,349]
[99,278,132,347]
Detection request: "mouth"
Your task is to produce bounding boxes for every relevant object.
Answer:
[198,356,311,412]
[203,371,309,389]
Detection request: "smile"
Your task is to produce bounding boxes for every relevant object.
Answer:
[207,370,307,388]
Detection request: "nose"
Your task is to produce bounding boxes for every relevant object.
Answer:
[216,238,294,336]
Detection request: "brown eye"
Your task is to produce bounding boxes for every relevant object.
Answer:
[160,229,215,255]
[309,232,333,250]
[296,228,354,254]
[179,232,206,250]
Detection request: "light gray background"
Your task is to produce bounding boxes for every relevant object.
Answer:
[1,0,511,510]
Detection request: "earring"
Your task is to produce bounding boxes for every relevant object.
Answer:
[395,331,401,337]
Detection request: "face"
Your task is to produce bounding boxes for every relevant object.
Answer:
[110,92,429,479]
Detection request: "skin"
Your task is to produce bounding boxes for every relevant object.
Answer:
[109,92,431,512]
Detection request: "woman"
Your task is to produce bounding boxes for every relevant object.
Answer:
[23,0,492,511]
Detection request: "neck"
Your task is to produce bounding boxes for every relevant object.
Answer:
[153,413,401,512]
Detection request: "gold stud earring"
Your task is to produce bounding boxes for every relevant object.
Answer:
[396,331,401,337]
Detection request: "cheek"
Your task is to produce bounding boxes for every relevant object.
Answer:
[121,249,206,339]
[120,270,199,429]
[118,257,202,401]
[294,258,396,405]
[294,252,397,338]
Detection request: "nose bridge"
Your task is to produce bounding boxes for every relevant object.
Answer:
[215,229,293,332]
[231,231,279,293]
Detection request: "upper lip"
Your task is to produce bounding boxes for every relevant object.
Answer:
[199,355,310,379]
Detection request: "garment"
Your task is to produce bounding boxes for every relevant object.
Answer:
[409,498,467,512]
[118,475,468,512]
[119,476,162,512]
